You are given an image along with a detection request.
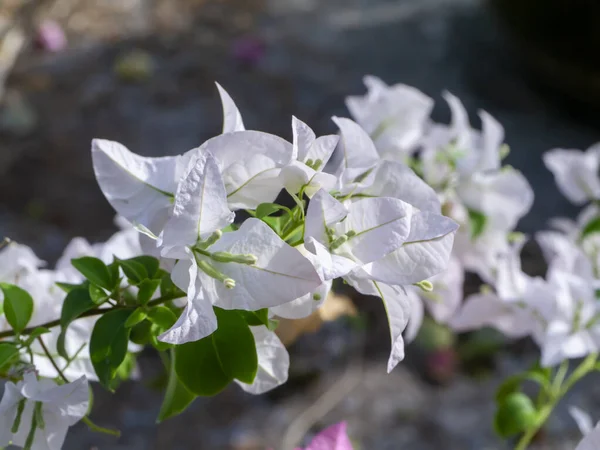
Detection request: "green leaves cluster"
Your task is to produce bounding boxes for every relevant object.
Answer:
[62,255,183,391]
[251,199,305,246]
[60,255,267,423]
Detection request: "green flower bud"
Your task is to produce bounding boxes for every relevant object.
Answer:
[330,235,348,250]
[494,392,537,438]
[211,251,257,265]
[414,280,434,292]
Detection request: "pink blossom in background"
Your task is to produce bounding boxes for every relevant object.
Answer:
[35,20,67,52]
[295,422,354,450]
[232,36,265,65]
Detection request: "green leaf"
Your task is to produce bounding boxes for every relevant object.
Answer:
[55,282,85,294]
[175,309,258,396]
[117,258,147,284]
[494,392,537,438]
[107,262,121,289]
[0,343,19,370]
[128,256,160,279]
[147,306,177,329]
[90,309,133,389]
[157,349,197,423]
[0,283,34,333]
[58,288,97,359]
[239,309,270,327]
[71,257,114,290]
[495,374,523,404]
[467,209,487,240]
[262,215,286,235]
[125,308,148,328]
[137,279,161,306]
[129,320,152,346]
[581,217,600,240]
[256,203,290,219]
[89,284,109,305]
[60,288,96,328]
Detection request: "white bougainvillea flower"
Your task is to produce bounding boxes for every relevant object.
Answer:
[349,159,441,214]
[0,373,89,450]
[536,271,600,367]
[348,277,410,372]
[196,219,321,310]
[543,144,600,205]
[358,211,458,286]
[403,287,424,343]
[456,168,534,231]
[216,82,245,133]
[536,231,595,282]
[452,226,510,285]
[0,242,44,282]
[449,291,537,338]
[92,139,194,233]
[576,422,600,450]
[271,244,331,320]
[345,75,433,158]
[420,255,464,323]
[328,117,380,187]
[158,151,235,256]
[304,189,413,280]
[421,92,504,176]
[235,326,289,394]
[159,251,217,344]
[280,117,338,197]
[157,152,321,343]
[196,131,293,210]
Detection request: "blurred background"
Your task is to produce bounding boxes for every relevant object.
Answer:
[1,0,600,448]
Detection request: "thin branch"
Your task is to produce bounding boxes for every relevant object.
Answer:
[0,293,185,339]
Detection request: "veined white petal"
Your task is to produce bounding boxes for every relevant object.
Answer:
[159,258,218,344]
[355,160,441,213]
[305,189,348,246]
[235,326,289,394]
[92,139,194,229]
[198,131,293,209]
[216,82,245,133]
[349,277,410,373]
[341,196,412,264]
[202,219,322,310]
[161,151,234,250]
[331,117,379,176]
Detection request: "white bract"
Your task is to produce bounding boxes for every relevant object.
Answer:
[346,75,433,159]
[544,144,600,205]
[156,151,321,344]
[235,326,289,394]
[280,116,339,197]
[576,422,600,450]
[0,373,88,450]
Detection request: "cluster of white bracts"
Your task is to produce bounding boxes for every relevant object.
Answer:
[91,82,458,375]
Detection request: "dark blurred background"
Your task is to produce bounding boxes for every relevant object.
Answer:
[1,0,600,448]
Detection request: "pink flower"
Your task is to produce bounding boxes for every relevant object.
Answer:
[296,422,354,450]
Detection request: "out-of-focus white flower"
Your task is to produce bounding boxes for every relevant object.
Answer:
[0,373,89,450]
[346,75,433,159]
[543,144,600,205]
